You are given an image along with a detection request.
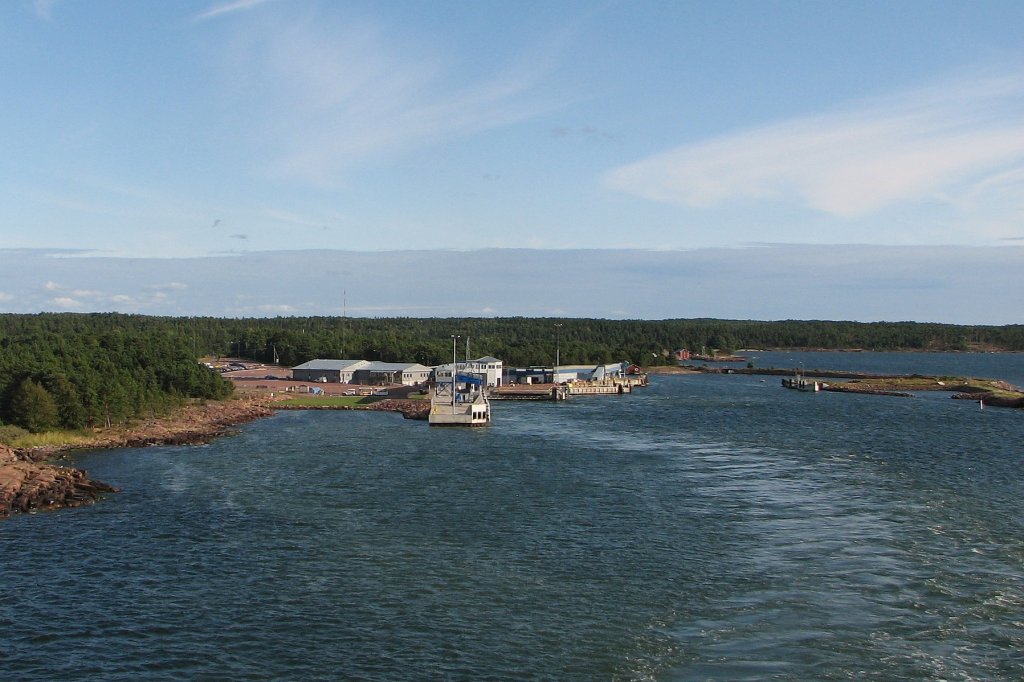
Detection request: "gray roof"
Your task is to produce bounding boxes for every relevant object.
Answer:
[292,359,368,371]
[364,362,432,372]
[474,356,502,363]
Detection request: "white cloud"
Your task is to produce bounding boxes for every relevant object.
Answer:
[107,291,180,311]
[41,281,102,298]
[4,246,1022,323]
[192,0,277,23]
[606,69,1024,225]
[51,296,81,309]
[218,11,562,182]
[257,304,297,313]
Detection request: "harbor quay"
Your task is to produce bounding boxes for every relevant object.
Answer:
[491,374,648,401]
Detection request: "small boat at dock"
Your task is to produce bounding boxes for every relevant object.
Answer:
[782,371,822,392]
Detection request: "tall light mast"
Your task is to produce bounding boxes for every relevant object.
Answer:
[451,335,460,412]
[555,323,563,383]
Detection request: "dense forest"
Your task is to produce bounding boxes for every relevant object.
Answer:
[2,313,1023,433]
[0,314,232,432]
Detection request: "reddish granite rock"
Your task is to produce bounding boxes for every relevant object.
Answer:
[1,398,273,520]
[0,445,118,518]
[366,399,430,420]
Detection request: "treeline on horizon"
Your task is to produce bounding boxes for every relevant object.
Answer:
[155,314,1024,366]
[2,313,1022,433]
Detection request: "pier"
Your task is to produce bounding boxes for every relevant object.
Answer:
[490,384,568,401]
[567,375,647,395]
[490,374,648,400]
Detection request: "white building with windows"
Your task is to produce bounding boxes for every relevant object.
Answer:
[503,362,626,385]
[434,356,503,387]
[354,362,433,386]
[465,356,503,387]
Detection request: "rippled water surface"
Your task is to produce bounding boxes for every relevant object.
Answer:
[2,353,1022,680]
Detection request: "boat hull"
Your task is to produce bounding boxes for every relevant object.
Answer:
[427,392,491,427]
[782,377,821,392]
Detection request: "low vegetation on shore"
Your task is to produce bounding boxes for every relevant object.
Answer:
[832,376,1024,406]
[675,365,1024,406]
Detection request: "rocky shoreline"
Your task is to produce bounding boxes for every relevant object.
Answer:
[1,398,275,519]
[0,396,433,520]
[0,445,120,518]
[274,397,430,420]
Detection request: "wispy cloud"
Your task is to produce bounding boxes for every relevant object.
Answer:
[32,0,58,21]
[192,0,277,23]
[606,69,1024,223]
[216,11,564,183]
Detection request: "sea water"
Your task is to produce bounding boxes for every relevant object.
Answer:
[1,352,1022,680]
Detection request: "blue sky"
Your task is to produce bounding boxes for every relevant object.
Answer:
[2,0,1023,322]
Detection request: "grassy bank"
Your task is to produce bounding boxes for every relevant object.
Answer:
[0,427,96,451]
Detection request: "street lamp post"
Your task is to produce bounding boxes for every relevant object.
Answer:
[554,323,562,383]
[451,335,460,412]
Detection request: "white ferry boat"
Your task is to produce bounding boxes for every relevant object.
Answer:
[428,372,491,426]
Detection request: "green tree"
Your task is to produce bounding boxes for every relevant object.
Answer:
[7,378,59,433]
[43,374,87,430]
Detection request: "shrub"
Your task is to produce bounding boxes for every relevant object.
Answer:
[0,423,30,445]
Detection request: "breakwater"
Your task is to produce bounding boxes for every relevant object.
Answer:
[674,364,1024,407]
